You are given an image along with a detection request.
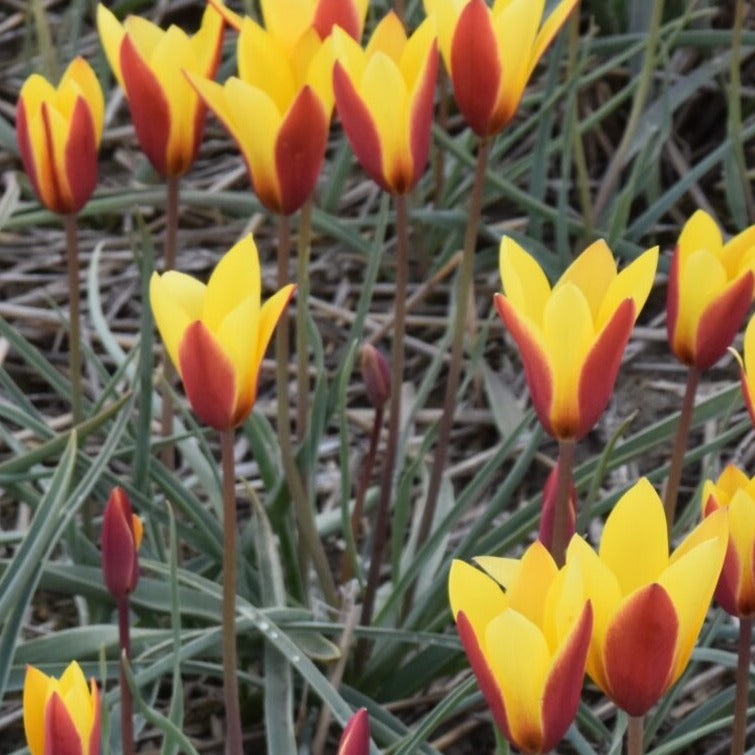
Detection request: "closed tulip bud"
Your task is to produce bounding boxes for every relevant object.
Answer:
[102,486,143,599]
[426,0,578,136]
[494,238,658,441]
[24,662,101,755]
[97,4,224,177]
[150,235,295,431]
[564,478,728,716]
[360,343,391,409]
[449,541,592,753]
[667,210,755,370]
[538,461,576,550]
[337,707,370,755]
[332,12,438,195]
[702,466,755,618]
[16,57,104,215]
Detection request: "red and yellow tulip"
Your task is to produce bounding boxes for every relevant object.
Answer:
[337,707,370,755]
[449,541,592,753]
[24,662,101,755]
[16,57,104,215]
[332,12,438,195]
[667,210,755,370]
[188,16,333,215]
[426,0,579,136]
[494,238,658,440]
[150,235,294,431]
[702,466,755,618]
[102,487,143,600]
[97,4,224,177]
[564,478,728,716]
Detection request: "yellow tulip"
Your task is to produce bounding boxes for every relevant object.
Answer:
[150,235,294,431]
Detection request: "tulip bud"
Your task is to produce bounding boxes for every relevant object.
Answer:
[360,344,391,409]
[538,461,576,551]
[102,487,143,599]
[337,708,370,755]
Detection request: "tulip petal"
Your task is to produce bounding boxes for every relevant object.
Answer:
[261,0,313,51]
[603,583,678,716]
[24,665,49,755]
[178,321,237,431]
[678,209,722,259]
[366,11,406,62]
[722,223,755,279]
[557,239,616,323]
[255,283,297,381]
[96,4,126,88]
[499,236,551,328]
[64,97,98,213]
[449,559,508,629]
[86,680,101,755]
[598,245,658,329]
[503,540,558,627]
[337,708,370,755]
[473,555,519,590]
[528,0,580,78]
[64,57,104,142]
[450,0,501,135]
[45,691,84,755]
[192,5,225,79]
[314,0,364,41]
[406,38,438,195]
[726,493,755,615]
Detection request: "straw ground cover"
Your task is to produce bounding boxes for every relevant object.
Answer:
[0,0,753,752]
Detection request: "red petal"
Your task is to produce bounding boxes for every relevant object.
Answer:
[275,87,329,215]
[405,41,438,194]
[449,0,501,137]
[65,97,98,213]
[178,321,238,431]
[456,611,514,744]
[666,245,680,354]
[333,62,388,193]
[603,583,678,716]
[314,0,361,40]
[693,272,754,370]
[336,707,370,755]
[574,298,635,440]
[715,539,743,616]
[102,486,138,598]
[541,602,592,751]
[494,293,555,437]
[538,460,576,552]
[45,692,84,755]
[87,679,101,755]
[120,35,172,176]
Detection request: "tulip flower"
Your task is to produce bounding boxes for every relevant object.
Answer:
[102,486,143,600]
[97,4,224,178]
[337,708,370,755]
[426,0,579,136]
[702,466,755,617]
[564,478,728,716]
[16,57,104,215]
[24,662,101,755]
[331,12,438,195]
[494,238,658,441]
[449,541,592,753]
[188,17,333,215]
[150,235,295,431]
[667,210,755,370]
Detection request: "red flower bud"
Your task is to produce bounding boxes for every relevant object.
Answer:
[360,344,391,409]
[101,487,142,600]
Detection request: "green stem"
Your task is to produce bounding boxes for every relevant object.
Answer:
[593,0,665,219]
[416,137,490,554]
[360,193,410,634]
[117,596,135,755]
[552,439,576,567]
[220,430,243,755]
[663,367,700,533]
[731,617,752,755]
[296,198,313,440]
[276,215,338,606]
[627,715,644,755]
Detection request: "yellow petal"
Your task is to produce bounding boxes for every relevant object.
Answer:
[59,661,93,746]
[123,14,164,61]
[255,283,296,373]
[744,314,755,377]
[428,0,462,66]
[331,26,367,83]
[366,11,407,63]
[499,236,551,325]
[597,245,658,329]
[504,540,558,627]
[191,4,224,77]
[528,0,579,79]
[671,506,728,564]
[448,559,508,628]
[23,665,51,755]
[260,0,314,52]
[678,209,723,261]
[722,223,755,280]
[473,555,520,589]
[96,4,126,87]
[728,491,755,587]
[216,293,259,414]
[305,35,336,112]
[557,239,616,323]
[399,17,435,93]
[62,57,104,143]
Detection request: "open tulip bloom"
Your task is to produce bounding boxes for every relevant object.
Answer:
[150,235,295,431]
[449,541,592,753]
[97,4,224,178]
[563,478,728,717]
[24,662,101,755]
[16,57,104,215]
[494,238,658,441]
[427,0,579,136]
[332,12,438,195]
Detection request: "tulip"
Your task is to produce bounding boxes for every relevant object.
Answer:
[538,460,576,550]
[360,343,391,410]
[702,465,755,618]
[331,12,438,195]
[564,478,728,716]
[667,210,755,370]
[150,235,295,431]
[337,708,370,755]
[97,4,224,178]
[734,314,755,427]
[24,662,101,755]
[427,0,579,136]
[102,486,143,600]
[16,57,104,215]
[449,541,592,753]
[494,238,658,441]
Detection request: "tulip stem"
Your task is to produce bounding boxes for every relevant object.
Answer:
[663,367,700,532]
[416,137,490,555]
[220,429,243,755]
[553,439,577,567]
[117,596,135,755]
[627,715,644,755]
[276,215,339,606]
[296,198,313,439]
[161,176,180,470]
[731,617,752,755]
